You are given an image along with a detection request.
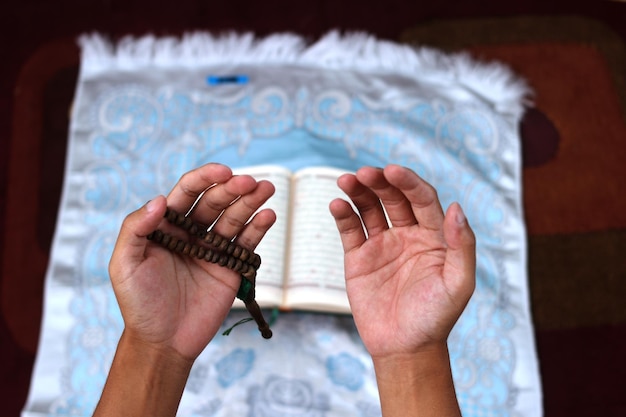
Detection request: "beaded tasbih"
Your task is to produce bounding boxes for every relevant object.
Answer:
[146,207,272,339]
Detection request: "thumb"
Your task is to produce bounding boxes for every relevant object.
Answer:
[109,196,167,278]
[442,202,476,300]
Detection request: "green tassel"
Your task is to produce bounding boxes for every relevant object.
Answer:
[222,317,254,336]
[236,277,253,301]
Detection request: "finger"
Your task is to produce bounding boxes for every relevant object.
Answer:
[383,164,445,232]
[212,180,276,239]
[329,197,367,254]
[234,208,277,251]
[165,163,234,216]
[442,203,476,302]
[109,196,167,280]
[336,172,388,237]
[184,175,258,227]
[355,166,417,227]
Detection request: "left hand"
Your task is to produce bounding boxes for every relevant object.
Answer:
[329,165,476,359]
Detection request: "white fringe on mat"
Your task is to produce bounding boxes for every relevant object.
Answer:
[79,31,532,117]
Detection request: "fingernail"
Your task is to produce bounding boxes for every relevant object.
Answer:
[455,204,466,225]
[146,198,158,213]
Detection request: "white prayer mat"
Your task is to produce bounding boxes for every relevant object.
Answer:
[22,31,542,417]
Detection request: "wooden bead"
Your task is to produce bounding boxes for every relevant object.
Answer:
[226,242,235,255]
[217,238,229,252]
[234,259,243,273]
[204,232,215,245]
[241,267,256,280]
[188,223,199,235]
[251,254,261,269]
[166,209,177,223]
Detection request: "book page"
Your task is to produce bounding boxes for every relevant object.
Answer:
[283,166,352,313]
[232,165,292,307]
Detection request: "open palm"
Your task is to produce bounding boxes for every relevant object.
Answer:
[330,165,475,359]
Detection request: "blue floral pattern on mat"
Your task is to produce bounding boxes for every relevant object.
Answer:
[216,348,255,388]
[247,375,330,417]
[327,353,366,391]
[36,64,530,417]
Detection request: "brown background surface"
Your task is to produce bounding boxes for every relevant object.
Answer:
[2,2,626,416]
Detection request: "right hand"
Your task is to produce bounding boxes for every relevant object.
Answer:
[108,163,276,362]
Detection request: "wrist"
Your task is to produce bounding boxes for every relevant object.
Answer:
[94,330,194,417]
[372,342,450,381]
[372,343,461,417]
[120,329,195,372]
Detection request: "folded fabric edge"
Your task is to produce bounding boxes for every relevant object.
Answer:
[78,30,532,117]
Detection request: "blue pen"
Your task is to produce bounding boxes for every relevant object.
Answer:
[206,75,249,85]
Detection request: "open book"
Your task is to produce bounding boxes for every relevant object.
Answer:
[232,165,353,314]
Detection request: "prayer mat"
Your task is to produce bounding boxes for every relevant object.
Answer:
[21,31,541,417]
